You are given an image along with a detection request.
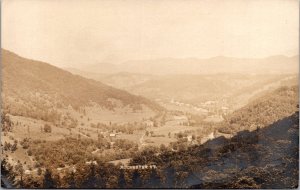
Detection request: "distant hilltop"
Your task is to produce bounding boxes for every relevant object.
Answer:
[77,55,299,75]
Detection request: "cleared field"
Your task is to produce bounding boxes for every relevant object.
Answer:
[151,124,199,136]
[140,121,203,146]
[83,105,155,124]
[8,115,68,141]
[108,158,131,166]
[118,133,143,144]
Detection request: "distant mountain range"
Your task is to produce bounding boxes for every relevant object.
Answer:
[67,66,297,112]
[74,55,298,75]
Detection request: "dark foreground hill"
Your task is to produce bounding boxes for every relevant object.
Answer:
[190,112,298,188]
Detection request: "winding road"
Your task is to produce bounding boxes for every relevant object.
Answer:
[139,132,146,147]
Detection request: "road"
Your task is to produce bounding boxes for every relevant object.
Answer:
[139,132,146,147]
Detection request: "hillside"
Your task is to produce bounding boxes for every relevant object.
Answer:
[220,85,299,134]
[2,49,162,122]
[129,85,299,188]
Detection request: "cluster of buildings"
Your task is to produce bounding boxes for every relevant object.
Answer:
[170,99,231,116]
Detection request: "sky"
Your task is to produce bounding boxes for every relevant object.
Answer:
[2,0,299,68]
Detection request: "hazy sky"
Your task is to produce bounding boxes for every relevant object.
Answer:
[2,0,299,68]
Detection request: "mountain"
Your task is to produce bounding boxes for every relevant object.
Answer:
[63,67,109,82]
[127,74,295,101]
[67,66,297,115]
[94,73,296,113]
[81,55,299,75]
[65,69,156,90]
[1,49,162,122]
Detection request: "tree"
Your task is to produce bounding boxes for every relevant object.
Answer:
[11,143,17,152]
[131,169,142,188]
[164,167,175,188]
[146,168,161,188]
[43,169,56,188]
[150,131,154,137]
[4,142,11,151]
[15,162,24,187]
[118,169,127,188]
[160,144,167,152]
[192,135,196,140]
[44,124,52,133]
[67,171,76,188]
[175,171,188,188]
[82,164,97,188]
[98,133,104,141]
[146,131,149,137]
[177,132,183,139]
[37,168,42,176]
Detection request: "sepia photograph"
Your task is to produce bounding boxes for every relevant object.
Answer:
[1,0,299,188]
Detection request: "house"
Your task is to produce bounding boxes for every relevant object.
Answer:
[69,166,76,173]
[86,161,98,165]
[200,132,215,144]
[143,120,154,127]
[109,133,117,142]
[56,168,64,171]
[110,141,115,148]
[221,106,229,115]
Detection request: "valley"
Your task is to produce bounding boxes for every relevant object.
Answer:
[2,0,298,188]
[68,68,298,122]
[1,49,298,189]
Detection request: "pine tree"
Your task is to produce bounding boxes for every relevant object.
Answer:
[118,169,126,188]
[131,169,142,188]
[96,166,106,188]
[164,166,175,188]
[15,162,24,188]
[67,171,76,188]
[147,168,161,188]
[43,169,56,188]
[82,164,97,188]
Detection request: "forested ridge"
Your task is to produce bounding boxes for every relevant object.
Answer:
[219,85,298,133]
[2,49,163,122]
